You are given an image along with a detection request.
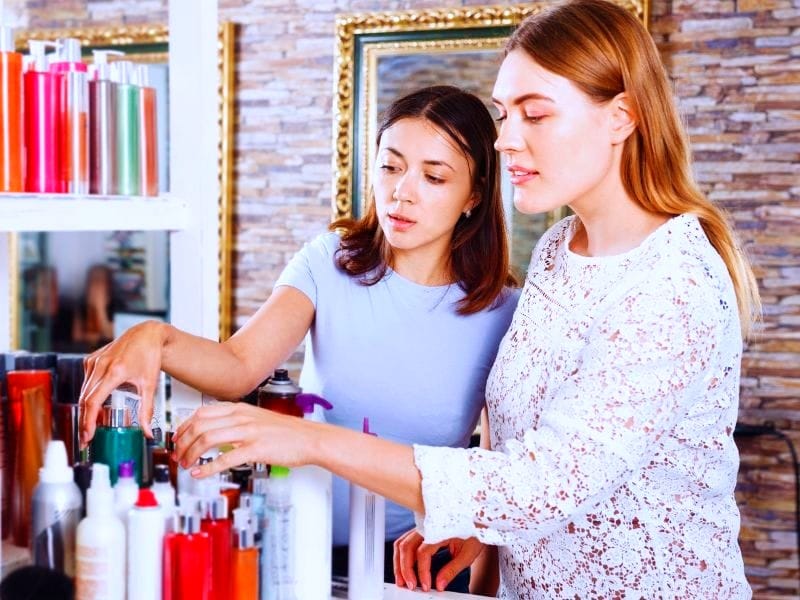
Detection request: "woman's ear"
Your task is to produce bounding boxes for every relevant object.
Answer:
[609,92,637,145]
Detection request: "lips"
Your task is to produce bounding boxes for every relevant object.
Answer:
[387,212,416,231]
[507,165,539,185]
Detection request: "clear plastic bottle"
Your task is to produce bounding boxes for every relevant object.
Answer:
[113,459,139,526]
[263,466,295,600]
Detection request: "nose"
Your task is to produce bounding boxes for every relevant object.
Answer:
[494,119,524,154]
[393,173,415,204]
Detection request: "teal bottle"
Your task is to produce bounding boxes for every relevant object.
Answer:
[111,60,140,195]
[89,390,144,485]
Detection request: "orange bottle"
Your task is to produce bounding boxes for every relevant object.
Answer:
[231,507,259,600]
[0,27,23,192]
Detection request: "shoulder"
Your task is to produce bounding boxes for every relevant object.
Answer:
[528,215,575,272]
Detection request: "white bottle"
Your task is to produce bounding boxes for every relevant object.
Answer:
[348,419,386,600]
[264,466,296,600]
[292,394,333,600]
[113,459,139,526]
[127,488,165,600]
[76,463,126,600]
[151,464,176,531]
[31,440,82,577]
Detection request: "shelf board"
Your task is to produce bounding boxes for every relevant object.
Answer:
[0,194,190,232]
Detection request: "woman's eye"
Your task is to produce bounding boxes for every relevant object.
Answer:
[426,175,445,184]
[380,164,398,172]
[494,115,506,123]
[525,115,545,123]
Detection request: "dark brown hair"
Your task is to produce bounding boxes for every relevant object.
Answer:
[506,0,759,336]
[331,85,517,315]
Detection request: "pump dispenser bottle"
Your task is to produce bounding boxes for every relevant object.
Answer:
[264,465,296,600]
[30,440,82,577]
[0,27,23,191]
[88,49,121,194]
[197,456,232,600]
[75,463,126,600]
[232,507,259,600]
[112,60,139,195]
[89,390,145,485]
[24,40,59,192]
[134,64,158,196]
[162,502,212,600]
[348,418,386,600]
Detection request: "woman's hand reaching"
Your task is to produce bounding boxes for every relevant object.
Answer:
[79,320,167,446]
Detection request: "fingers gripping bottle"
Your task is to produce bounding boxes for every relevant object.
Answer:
[348,418,386,600]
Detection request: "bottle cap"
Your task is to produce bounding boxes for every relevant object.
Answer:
[295,393,333,415]
[86,463,113,517]
[55,38,82,65]
[153,464,170,484]
[199,496,228,521]
[259,369,301,398]
[176,504,203,534]
[27,40,57,73]
[132,63,150,87]
[118,459,135,479]
[39,440,74,484]
[232,507,255,548]
[0,27,14,54]
[270,465,290,479]
[135,488,158,508]
[56,355,85,405]
[103,390,132,427]
[110,59,134,85]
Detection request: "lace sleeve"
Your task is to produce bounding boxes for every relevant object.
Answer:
[414,272,726,545]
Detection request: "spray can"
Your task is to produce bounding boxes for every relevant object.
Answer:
[30,440,82,577]
[348,418,386,600]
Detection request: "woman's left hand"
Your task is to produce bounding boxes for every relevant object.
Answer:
[393,528,484,592]
[173,402,314,477]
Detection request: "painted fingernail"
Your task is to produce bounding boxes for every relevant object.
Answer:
[191,468,201,477]
[407,582,414,590]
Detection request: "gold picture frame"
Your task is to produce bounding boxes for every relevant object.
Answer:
[9,22,237,346]
[332,1,649,221]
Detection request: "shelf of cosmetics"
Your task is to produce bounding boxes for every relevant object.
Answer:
[0,29,159,197]
[3,365,389,600]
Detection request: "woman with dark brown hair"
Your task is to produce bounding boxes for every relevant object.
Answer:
[78,85,519,591]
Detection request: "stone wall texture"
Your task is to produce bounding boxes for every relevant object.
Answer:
[8,0,799,596]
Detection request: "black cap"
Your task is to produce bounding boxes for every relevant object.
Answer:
[56,355,85,405]
[154,464,170,483]
[15,352,57,371]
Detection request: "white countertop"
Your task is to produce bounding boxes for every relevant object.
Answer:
[381,585,486,599]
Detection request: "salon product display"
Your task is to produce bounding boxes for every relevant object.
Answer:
[0,33,161,197]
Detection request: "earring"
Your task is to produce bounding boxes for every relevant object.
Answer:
[464,209,472,219]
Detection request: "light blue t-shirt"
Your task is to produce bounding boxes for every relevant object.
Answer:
[276,232,519,545]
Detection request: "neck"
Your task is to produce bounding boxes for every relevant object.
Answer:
[390,246,452,286]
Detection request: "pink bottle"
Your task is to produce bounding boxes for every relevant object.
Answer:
[24,40,59,193]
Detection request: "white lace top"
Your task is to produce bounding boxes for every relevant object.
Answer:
[414,214,751,599]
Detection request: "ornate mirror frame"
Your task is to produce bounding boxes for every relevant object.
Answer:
[9,22,237,345]
[332,1,650,221]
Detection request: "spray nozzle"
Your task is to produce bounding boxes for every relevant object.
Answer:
[91,49,124,81]
[362,417,378,437]
[295,393,333,415]
[55,38,82,64]
[132,64,150,87]
[27,40,57,72]
[89,463,111,490]
[39,440,73,484]
[0,27,14,54]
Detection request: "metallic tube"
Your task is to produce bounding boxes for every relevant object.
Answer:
[88,78,117,194]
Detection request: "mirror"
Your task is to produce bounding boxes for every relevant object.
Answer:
[9,22,237,350]
[333,1,649,277]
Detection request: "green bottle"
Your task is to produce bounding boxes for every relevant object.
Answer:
[112,60,140,195]
[89,390,144,485]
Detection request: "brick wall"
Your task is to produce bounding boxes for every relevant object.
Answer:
[8,0,799,595]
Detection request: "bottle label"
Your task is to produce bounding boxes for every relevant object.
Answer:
[76,543,110,599]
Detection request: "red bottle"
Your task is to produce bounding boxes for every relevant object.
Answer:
[200,496,232,600]
[162,506,211,600]
[24,41,59,193]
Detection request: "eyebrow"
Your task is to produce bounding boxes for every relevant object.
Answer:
[491,92,555,106]
[383,147,455,172]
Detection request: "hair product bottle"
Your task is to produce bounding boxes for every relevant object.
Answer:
[127,488,165,600]
[232,507,259,600]
[30,440,82,577]
[88,49,122,194]
[162,502,211,600]
[54,354,85,465]
[348,418,386,600]
[111,60,139,195]
[151,463,176,529]
[23,40,59,193]
[263,465,296,600]
[196,457,232,600]
[0,26,23,192]
[134,64,158,196]
[6,368,53,547]
[75,463,126,600]
[113,459,139,526]
[89,390,145,485]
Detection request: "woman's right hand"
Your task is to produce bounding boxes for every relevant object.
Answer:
[79,320,167,447]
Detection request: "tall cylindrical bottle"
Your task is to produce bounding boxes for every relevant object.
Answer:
[54,354,85,465]
[30,440,82,577]
[24,40,59,193]
[75,463,126,600]
[232,507,259,600]
[128,488,165,600]
[51,37,89,194]
[112,60,139,195]
[134,64,158,196]
[162,503,212,600]
[88,49,121,195]
[263,466,295,600]
[348,418,386,600]
[0,27,23,191]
